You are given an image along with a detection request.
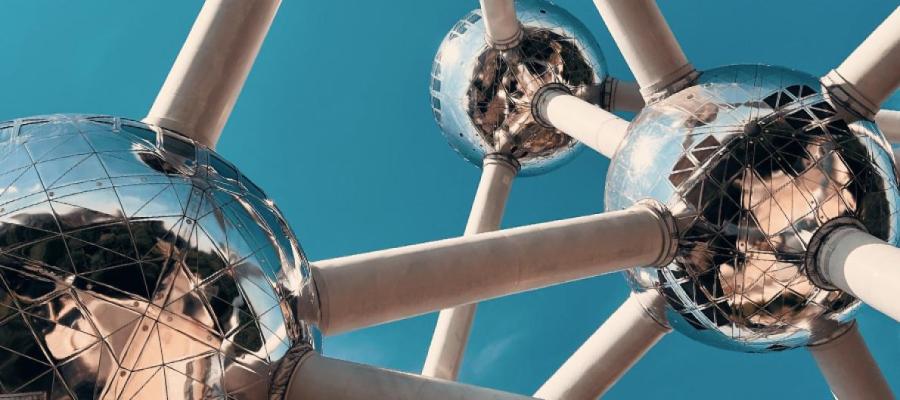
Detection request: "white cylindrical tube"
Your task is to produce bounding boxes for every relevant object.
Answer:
[287,353,535,400]
[307,202,676,335]
[479,0,522,49]
[144,0,280,148]
[876,109,900,142]
[816,226,900,322]
[464,156,517,235]
[604,78,645,113]
[536,88,630,158]
[592,0,696,102]
[809,323,894,400]
[534,293,669,400]
[422,156,517,381]
[824,7,900,118]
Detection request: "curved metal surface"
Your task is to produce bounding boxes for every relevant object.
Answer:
[0,115,318,399]
[605,65,900,352]
[429,0,607,176]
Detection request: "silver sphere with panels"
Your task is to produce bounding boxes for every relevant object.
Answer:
[430,0,607,175]
[0,115,318,399]
[607,65,900,352]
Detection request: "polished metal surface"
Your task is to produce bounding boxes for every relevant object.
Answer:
[429,0,606,176]
[0,115,318,399]
[605,65,900,352]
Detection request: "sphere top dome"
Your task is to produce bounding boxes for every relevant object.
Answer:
[0,114,317,399]
[606,65,900,352]
[429,0,607,176]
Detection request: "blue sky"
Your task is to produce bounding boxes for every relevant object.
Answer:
[0,1,897,398]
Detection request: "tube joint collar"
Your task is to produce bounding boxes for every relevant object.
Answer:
[640,64,700,105]
[635,199,678,267]
[805,217,868,291]
[822,70,879,120]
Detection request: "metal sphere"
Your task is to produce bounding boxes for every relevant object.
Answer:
[0,115,318,398]
[429,0,607,176]
[605,65,900,352]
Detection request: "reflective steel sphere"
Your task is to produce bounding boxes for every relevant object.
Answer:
[606,65,900,352]
[0,115,317,398]
[429,0,607,176]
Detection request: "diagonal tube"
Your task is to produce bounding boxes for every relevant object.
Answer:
[592,0,697,102]
[422,155,517,381]
[822,7,900,119]
[808,322,894,400]
[534,87,631,158]
[144,0,280,148]
[300,201,677,336]
[534,292,669,400]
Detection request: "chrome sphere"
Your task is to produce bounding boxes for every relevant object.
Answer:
[429,0,607,176]
[0,115,317,398]
[606,65,900,352]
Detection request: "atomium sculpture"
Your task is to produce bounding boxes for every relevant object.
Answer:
[0,0,898,400]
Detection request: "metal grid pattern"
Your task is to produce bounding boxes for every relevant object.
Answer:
[0,115,316,399]
[429,0,607,176]
[606,65,900,352]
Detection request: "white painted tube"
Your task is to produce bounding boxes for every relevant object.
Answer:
[876,109,900,142]
[534,292,669,400]
[809,323,894,400]
[423,156,517,380]
[306,202,676,335]
[144,0,280,148]
[464,157,517,235]
[422,304,478,380]
[592,0,696,102]
[479,0,522,49]
[604,78,645,113]
[536,88,630,158]
[824,7,900,118]
[816,226,900,322]
[287,353,535,400]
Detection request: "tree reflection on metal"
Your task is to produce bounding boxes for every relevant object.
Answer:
[0,115,317,399]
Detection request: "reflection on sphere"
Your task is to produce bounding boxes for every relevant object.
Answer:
[430,0,607,175]
[0,115,317,399]
[606,65,900,352]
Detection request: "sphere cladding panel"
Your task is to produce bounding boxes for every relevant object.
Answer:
[430,0,607,175]
[605,65,900,352]
[0,115,318,399]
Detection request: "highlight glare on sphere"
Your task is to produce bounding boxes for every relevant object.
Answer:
[429,0,607,175]
[0,115,317,398]
[605,65,900,352]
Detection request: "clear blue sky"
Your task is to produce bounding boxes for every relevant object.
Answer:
[0,1,897,398]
